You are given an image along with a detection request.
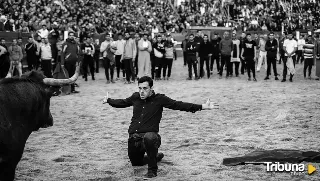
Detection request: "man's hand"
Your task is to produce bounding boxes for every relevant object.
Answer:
[202,99,219,110]
[102,92,109,104]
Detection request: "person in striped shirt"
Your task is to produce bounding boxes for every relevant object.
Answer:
[303,35,315,79]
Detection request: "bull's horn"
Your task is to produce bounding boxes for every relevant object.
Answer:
[43,62,81,86]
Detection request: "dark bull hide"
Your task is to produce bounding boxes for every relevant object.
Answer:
[0,64,80,181]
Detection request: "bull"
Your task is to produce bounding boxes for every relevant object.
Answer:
[0,64,80,181]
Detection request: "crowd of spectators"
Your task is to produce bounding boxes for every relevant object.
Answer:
[0,0,320,37]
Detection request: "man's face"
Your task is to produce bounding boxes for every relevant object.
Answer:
[203,36,208,41]
[143,35,148,40]
[138,82,152,100]
[247,35,252,41]
[224,32,229,38]
[189,35,194,41]
[288,34,293,40]
[105,35,110,41]
[28,38,33,43]
[213,35,218,39]
[308,37,312,42]
[269,34,274,40]
[241,33,246,38]
[157,37,162,42]
[95,39,99,44]
[42,25,46,30]
[125,33,130,39]
[69,33,75,40]
[197,31,201,36]
[44,38,49,43]
[18,39,22,44]
[255,34,258,39]
[12,39,17,45]
[118,35,123,40]
[1,40,5,45]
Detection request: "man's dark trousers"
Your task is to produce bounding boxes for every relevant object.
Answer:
[282,56,296,80]
[187,55,198,79]
[64,60,77,91]
[123,58,135,82]
[210,56,220,73]
[128,132,161,174]
[41,59,52,78]
[220,54,231,76]
[246,58,256,78]
[267,56,278,77]
[200,56,210,78]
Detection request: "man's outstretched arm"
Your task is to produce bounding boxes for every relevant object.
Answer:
[103,92,135,108]
[160,94,217,113]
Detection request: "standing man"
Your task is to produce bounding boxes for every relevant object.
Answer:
[115,33,126,80]
[282,32,297,82]
[186,34,199,80]
[265,32,279,80]
[25,36,38,71]
[102,76,218,179]
[211,33,220,75]
[163,34,175,80]
[153,35,165,81]
[219,31,233,78]
[134,33,141,77]
[121,32,137,84]
[100,34,114,83]
[256,34,267,72]
[93,39,100,73]
[239,32,247,74]
[137,32,152,79]
[39,37,56,78]
[230,33,240,77]
[303,35,315,79]
[297,35,305,64]
[61,31,80,93]
[181,35,188,66]
[241,33,257,81]
[81,38,95,81]
[0,38,10,78]
[7,39,23,77]
[199,34,212,79]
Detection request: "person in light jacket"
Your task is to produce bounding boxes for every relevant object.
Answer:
[137,32,152,79]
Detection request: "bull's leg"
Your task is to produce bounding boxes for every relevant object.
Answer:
[0,151,23,181]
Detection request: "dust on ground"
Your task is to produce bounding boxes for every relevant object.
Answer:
[16,58,320,181]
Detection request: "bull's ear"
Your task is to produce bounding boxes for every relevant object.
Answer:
[45,87,55,97]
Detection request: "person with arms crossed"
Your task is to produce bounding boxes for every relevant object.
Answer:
[102,76,218,179]
[241,33,257,81]
[264,32,279,80]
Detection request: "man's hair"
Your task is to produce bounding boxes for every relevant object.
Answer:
[0,38,5,41]
[28,36,33,39]
[246,33,251,36]
[68,31,75,36]
[189,34,194,37]
[18,37,22,40]
[157,34,162,38]
[214,33,219,36]
[12,38,17,41]
[118,33,123,36]
[138,76,153,88]
[269,32,274,35]
[203,34,208,38]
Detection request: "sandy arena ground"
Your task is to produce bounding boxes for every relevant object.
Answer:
[15,58,320,181]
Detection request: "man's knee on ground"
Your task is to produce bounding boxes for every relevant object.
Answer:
[143,132,160,148]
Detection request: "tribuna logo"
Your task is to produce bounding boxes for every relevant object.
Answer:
[266,162,305,174]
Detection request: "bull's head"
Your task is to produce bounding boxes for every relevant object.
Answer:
[9,63,81,131]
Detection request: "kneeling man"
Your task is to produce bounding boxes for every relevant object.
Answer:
[103,76,217,179]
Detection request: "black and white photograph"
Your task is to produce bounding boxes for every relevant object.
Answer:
[0,0,320,180]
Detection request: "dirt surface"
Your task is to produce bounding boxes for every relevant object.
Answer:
[16,58,320,181]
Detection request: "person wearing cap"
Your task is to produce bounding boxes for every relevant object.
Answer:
[282,32,297,82]
[137,32,152,80]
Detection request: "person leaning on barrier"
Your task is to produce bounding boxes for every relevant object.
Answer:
[102,76,218,179]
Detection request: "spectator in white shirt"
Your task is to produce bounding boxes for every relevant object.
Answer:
[282,32,298,82]
[39,37,55,78]
[37,24,49,39]
[297,35,305,64]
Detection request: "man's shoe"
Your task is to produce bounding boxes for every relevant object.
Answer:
[281,79,286,82]
[186,77,192,80]
[195,77,199,80]
[74,83,79,87]
[157,153,164,162]
[85,77,88,81]
[289,78,293,82]
[106,80,111,84]
[111,79,115,83]
[275,77,279,80]
[248,78,251,81]
[264,77,269,80]
[308,76,312,80]
[253,78,257,81]
[71,90,79,94]
[143,172,157,179]
[92,77,95,80]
